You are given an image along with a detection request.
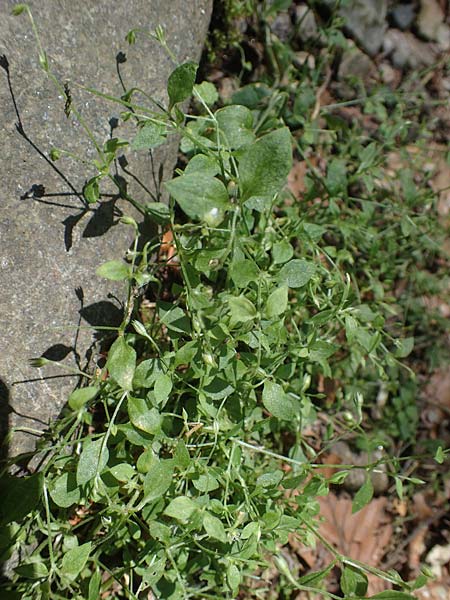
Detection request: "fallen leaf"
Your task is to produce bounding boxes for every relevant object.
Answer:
[288,160,309,197]
[408,528,427,573]
[315,494,393,594]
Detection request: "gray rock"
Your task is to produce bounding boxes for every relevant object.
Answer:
[322,0,388,55]
[294,5,321,43]
[0,0,212,459]
[270,11,293,43]
[336,42,377,98]
[417,0,445,41]
[389,3,416,30]
[383,28,437,68]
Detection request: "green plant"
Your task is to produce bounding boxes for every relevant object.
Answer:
[1,3,448,600]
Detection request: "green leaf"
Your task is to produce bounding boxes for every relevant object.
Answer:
[215,105,255,149]
[133,358,161,388]
[76,438,109,486]
[96,260,130,281]
[138,555,166,586]
[194,81,219,106]
[109,463,136,482]
[14,561,48,580]
[61,542,92,581]
[227,563,241,593]
[265,286,288,317]
[278,259,316,288]
[272,240,293,264]
[256,470,284,488]
[370,593,417,600]
[49,472,81,508]
[164,496,198,523]
[68,386,99,411]
[326,159,347,195]
[228,296,257,325]
[145,202,171,224]
[106,336,136,391]
[159,304,191,335]
[167,61,198,106]
[11,4,28,16]
[165,173,229,224]
[352,475,374,513]
[0,473,43,525]
[128,397,162,434]
[203,512,227,543]
[193,473,219,493]
[262,381,295,420]
[239,127,292,203]
[230,259,259,288]
[265,0,292,16]
[82,176,100,204]
[340,565,368,596]
[88,571,102,600]
[50,148,61,161]
[394,337,414,358]
[154,372,172,406]
[434,446,445,464]
[143,460,173,503]
[184,154,220,178]
[131,121,166,150]
[309,341,338,362]
[173,440,191,469]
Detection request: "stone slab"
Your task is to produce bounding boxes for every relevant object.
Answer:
[0,0,211,459]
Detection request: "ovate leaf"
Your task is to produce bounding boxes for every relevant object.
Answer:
[230,259,259,288]
[278,259,316,288]
[96,260,130,281]
[106,336,136,391]
[165,173,229,224]
[154,372,172,406]
[61,542,92,581]
[194,81,219,106]
[265,286,288,317]
[239,127,292,203]
[394,337,414,358]
[82,176,100,204]
[215,105,255,149]
[128,397,162,435]
[14,561,48,580]
[228,296,257,325]
[203,512,227,543]
[49,472,81,508]
[131,121,166,150]
[352,476,374,513]
[340,565,368,596]
[262,381,295,420]
[143,460,173,503]
[77,438,109,486]
[167,61,198,107]
[68,386,99,411]
[164,496,198,523]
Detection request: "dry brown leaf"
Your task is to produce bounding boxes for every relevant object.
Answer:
[412,492,434,520]
[287,161,309,197]
[416,582,450,600]
[316,494,393,594]
[392,497,408,517]
[424,370,450,411]
[408,528,428,573]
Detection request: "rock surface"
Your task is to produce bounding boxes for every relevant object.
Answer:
[383,29,437,69]
[323,0,388,55]
[0,0,212,458]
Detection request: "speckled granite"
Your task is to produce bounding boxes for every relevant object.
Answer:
[0,0,212,458]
